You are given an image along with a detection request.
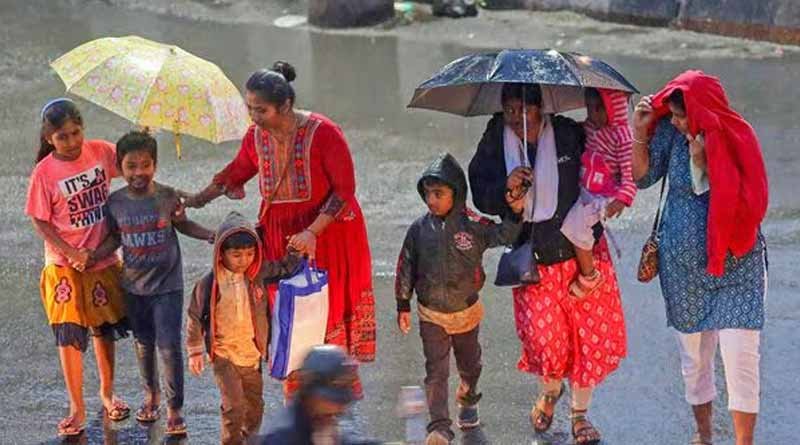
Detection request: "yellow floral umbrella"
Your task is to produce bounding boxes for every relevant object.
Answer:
[51,35,250,158]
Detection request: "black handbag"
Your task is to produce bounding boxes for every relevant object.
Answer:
[495,231,540,287]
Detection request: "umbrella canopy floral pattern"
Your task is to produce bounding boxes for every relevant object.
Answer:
[51,35,249,157]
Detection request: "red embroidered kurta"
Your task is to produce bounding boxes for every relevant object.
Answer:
[213,112,376,366]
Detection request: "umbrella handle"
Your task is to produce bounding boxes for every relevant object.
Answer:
[174,132,182,160]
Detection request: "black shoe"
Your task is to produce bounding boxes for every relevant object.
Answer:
[456,403,480,429]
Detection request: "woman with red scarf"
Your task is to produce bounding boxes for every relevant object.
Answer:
[184,61,375,400]
[632,71,768,445]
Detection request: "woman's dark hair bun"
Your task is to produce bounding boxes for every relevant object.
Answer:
[272,61,296,83]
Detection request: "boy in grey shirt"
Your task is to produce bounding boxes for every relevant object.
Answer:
[94,131,213,437]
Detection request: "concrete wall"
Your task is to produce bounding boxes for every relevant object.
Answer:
[308,0,394,28]
[678,0,800,44]
[518,0,678,26]
[492,0,800,44]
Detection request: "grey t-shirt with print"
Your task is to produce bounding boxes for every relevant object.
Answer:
[106,182,183,296]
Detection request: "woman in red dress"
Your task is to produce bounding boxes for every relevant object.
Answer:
[185,61,375,398]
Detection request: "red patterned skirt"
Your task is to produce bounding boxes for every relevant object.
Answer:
[512,238,627,388]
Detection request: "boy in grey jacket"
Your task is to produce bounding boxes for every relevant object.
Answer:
[395,153,523,444]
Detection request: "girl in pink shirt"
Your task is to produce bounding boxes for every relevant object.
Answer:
[25,99,130,437]
[561,88,637,297]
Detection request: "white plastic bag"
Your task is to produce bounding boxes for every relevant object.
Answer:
[269,260,329,379]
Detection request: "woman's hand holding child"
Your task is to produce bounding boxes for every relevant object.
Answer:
[288,229,317,260]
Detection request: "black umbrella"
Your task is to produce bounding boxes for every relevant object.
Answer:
[408,48,638,116]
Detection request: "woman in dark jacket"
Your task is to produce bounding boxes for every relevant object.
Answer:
[468,83,627,444]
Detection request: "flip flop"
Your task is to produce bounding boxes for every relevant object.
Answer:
[57,415,85,437]
[690,433,713,445]
[165,416,187,436]
[135,404,160,423]
[103,398,131,421]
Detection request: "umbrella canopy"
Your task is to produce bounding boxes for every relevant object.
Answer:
[51,36,250,158]
[408,48,638,116]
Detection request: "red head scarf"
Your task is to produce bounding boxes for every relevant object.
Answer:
[650,70,768,276]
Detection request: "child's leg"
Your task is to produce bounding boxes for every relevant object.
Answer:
[574,246,597,277]
[241,366,265,437]
[563,196,605,297]
[93,335,115,409]
[452,325,482,406]
[154,291,184,419]
[420,320,454,440]
[561,196,601,278]
[212,357,247,445]
[129,293,161,407]
[58,345,85,419]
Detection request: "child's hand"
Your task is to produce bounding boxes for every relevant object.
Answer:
[85,250,97,269]
[605,200,626,219]
[189,354,206,376]
[178,190,205,209]
[172,198,187,222]
[397,312,411,335]
[67,248,91,272]
[207,232,216,245]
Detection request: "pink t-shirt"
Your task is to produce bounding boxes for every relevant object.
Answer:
[26,139,119,270]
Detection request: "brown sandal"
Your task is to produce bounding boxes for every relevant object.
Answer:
[571,410,601,445]
[530,382,565,433]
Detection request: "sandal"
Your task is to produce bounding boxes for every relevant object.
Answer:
[135,404,161,423]
[569,270,604,299]
[690,432,713,445]
[165,416,187,436]
[530,381,565,433]
[103,397,131,421]
[570,410,601,445]
[57,415,85,437]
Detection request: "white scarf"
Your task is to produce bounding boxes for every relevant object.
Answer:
[503,115,558,222]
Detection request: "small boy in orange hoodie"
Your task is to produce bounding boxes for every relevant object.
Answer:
[186,211,300,445]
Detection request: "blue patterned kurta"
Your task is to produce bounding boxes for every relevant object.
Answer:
[637,119,766,333]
